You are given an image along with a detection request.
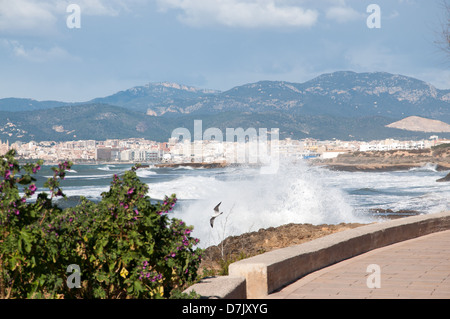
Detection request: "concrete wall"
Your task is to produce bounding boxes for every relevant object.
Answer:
[183,276,247,299]
[186,211,450,299]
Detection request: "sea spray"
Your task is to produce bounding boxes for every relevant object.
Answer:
[408,163,438,172]
[136,168,158,178]
[169,160,371,248]
[28,162,449,248]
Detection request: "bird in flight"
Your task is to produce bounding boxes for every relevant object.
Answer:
[210,202,223,228]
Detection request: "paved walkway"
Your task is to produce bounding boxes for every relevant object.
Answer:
[268,230,450,299]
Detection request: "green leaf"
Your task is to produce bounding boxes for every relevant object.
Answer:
[96,272,109,283]
[18,175,32,185]
[133,280,143,295]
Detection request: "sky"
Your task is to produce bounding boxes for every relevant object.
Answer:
[0,0,449,102]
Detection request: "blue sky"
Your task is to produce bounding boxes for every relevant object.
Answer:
[0,0,449,102]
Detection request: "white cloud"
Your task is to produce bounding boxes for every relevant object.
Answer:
[1,39,79,62]
[0,0,135,34]
[54,0,132,17]
[157,0,319,28]
[0,0,57,34]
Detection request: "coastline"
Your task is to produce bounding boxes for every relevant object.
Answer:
[320,162,450,172]
[316,147,450,172]
[19,144,450,172]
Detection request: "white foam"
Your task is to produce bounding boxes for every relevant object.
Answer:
[63,174,113,180]
[98,165,115,171]
[63,185,109,200]
[136,169,158,178]
[168,161,372,248]
[174,166,196,170]
[409,163,438,172]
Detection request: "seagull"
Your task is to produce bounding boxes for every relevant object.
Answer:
[210,202,223,228]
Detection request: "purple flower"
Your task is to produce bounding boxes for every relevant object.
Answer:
[127,187,134,195]
[4,170,11,180]
[28,184,37,196]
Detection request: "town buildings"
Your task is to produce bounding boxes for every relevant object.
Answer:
[0,136,448,164]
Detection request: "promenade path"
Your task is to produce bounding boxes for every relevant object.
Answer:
[267,229,450,299]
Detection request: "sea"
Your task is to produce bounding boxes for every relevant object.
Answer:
[30,160,450,248]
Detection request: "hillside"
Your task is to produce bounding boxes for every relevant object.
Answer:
[0,71,449,142]
[89,82,220,115]
[191,71,450,120]
[0,98,69,112]
[386,116,450,132]
[2,107,446,143]
[0,104,173,142]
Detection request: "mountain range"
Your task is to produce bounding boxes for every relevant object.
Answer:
[0,71,449,143]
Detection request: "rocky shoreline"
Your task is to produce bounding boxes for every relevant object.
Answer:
[322,162,450,172]
[437,172,450,182]
[317,147,450,173]
[156,146,450,174]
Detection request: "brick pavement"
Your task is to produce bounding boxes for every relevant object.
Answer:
[268,230,450,299]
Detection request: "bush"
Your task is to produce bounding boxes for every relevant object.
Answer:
[0,150,202,299]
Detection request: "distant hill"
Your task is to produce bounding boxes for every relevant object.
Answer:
[0,98,69,112]
[0,104,173,142]
[89,82,220,115]
[178,71,450,121]
[386,116,450,132]
[0,71,449,143]
[0,106,446,143]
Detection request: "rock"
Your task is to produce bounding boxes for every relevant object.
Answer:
[437,172,450,182]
